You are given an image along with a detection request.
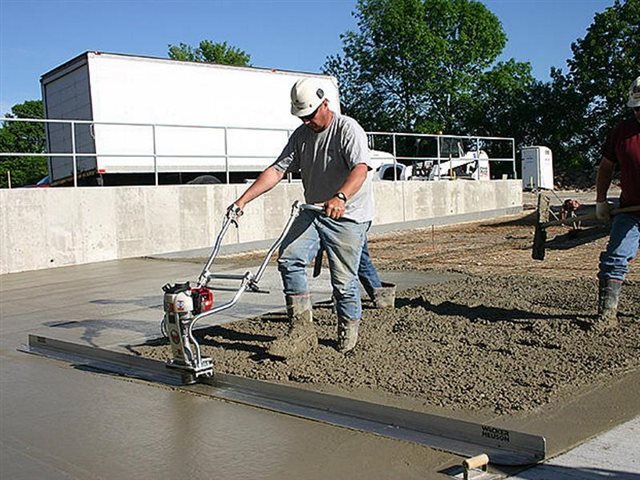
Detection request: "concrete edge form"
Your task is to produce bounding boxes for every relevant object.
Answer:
[20,334,545,467]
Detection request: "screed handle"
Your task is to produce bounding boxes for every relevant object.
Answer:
[463,453,489,470]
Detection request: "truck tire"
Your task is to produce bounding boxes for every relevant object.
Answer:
[381,166,402,181]
[187,175,222,185]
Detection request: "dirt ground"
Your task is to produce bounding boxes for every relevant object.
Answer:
[135,194,639,418]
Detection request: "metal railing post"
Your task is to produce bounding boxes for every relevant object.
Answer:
[436,138,442,181]
[436,135,441,180]
[71,121,78,187]
[152,124,158,186]
[286,129,292,183]
[224,127,230,184]
[476,137,480,179]
[512,140,517,179]
[392,134,397,181]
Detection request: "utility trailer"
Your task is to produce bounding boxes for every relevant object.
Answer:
[425,149,490,180]
[376,140,491,181]
[40,52,342,186]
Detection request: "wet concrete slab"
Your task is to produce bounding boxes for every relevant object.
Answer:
[4,254,637,479]
[2,346,459,480]
[1,257,463,480]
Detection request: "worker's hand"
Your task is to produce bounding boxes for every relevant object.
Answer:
[226,203,244,220]
[324,196,346,220]
[595,201,612,221]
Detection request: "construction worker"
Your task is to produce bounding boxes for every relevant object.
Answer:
[593,76,640,331]
[231,78,373,357]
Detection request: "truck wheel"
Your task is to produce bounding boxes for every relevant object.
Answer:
[187,175,222,185]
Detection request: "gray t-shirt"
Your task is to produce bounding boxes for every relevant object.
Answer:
[272,113,374,223]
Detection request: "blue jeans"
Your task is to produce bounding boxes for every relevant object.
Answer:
[598,213,640,281]
[278,210,368,321]
[358,239,382,299]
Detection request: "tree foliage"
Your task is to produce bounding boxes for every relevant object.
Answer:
[325,0,638,182]
[0,100,47,188]
[514,0,639,179]
[554,0,639,166]
[324,0,525,133]
[463,59,536,139]
[168,40,251,66]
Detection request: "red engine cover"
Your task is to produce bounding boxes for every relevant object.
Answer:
[191,287,214,314]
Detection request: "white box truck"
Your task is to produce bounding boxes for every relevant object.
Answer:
[521,146,553,190]
[40,52,343,186]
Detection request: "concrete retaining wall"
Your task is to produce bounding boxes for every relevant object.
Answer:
[0,180,522,274]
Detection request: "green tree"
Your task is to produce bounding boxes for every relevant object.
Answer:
[0,100,47,188]
[463,59,536,139]
[563,0,639,164]
[521,0,639,181]
[168,40,251,66]
[324,0,518,133]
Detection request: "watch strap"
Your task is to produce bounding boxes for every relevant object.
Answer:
[334,192,347,202]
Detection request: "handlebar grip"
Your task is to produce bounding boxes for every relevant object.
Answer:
[226,203,244,220]
[299,203,325,213]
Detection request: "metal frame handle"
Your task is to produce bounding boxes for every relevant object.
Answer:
[190,201,324,331]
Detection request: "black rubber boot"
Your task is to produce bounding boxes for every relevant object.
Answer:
[267,294,317,359]
[337,317,360,354]
[591,278,623,332]
[372,282,396,309]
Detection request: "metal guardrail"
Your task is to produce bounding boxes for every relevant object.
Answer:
[1,117,516,187]
[0,117,296,187]
[368,131,516,182]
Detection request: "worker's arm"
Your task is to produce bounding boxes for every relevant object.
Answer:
[325,163,369,219]
[234,166,285,210]
[596,157,615,202]
[595,156,615,220]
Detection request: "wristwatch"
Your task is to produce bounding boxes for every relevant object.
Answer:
[334,192,347,202]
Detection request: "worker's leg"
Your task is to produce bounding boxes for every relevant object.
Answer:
[318,217,368,353]
[269,211,321,358]
[593,213,640,331]
[598,213,640,281]
[359,239,396,308]
[358,239,382,298]
[277,211,321,295]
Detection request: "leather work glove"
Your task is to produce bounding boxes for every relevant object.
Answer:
[595,201,612,221]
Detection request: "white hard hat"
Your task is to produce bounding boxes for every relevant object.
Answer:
[290,78,326,117]
[628,76,640,108]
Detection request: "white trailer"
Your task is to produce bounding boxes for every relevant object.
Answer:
[40,52,342,185]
